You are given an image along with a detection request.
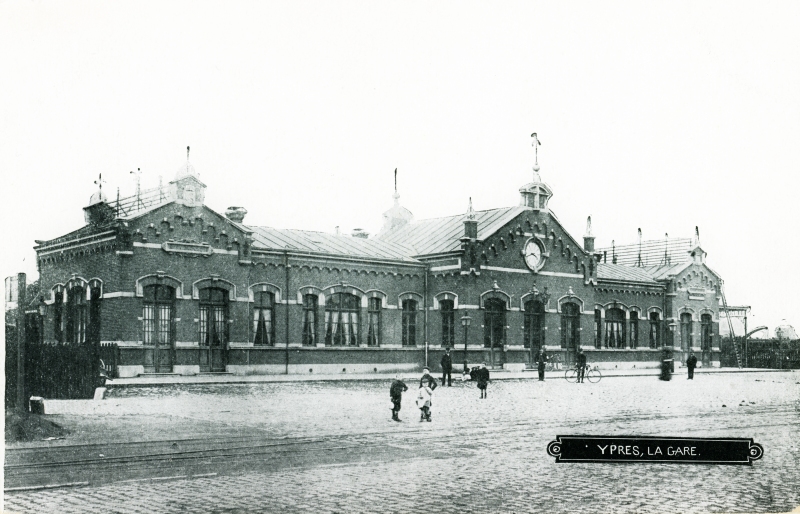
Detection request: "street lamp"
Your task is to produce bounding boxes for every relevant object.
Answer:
[461,314,472,372]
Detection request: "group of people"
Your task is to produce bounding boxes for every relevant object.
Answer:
[389,349,490,422]
[389,347,700,422]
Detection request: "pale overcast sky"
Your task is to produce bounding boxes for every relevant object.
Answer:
[2,1,798,335]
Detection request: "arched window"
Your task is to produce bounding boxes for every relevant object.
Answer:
[649,312,661,348]
[66,286,87,344]
[561,302,579,350]
[629,311,639,349]
[680,313,693,350]
[253,291,275,345]
[200,288,229,347]
[523,300,544,350]
[594,309,602,349]
[367,297,382,346]
[440,299,455,347]
[604,308,625,349]
[143,285,174,345]
[54,290,64,343]
[302,294,318,346]
[325,293,359,346]
[402,299,417,346]
[701,313,712,351]
[484,298,506,349]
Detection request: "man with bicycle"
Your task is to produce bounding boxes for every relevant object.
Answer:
[576,347,587,383]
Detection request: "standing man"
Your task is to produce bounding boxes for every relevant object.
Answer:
[537,347,548,381]
[441,348,453,387]
[686,351,698,380]
[576,347,587,383]
[476,363,490,398]
[389,374,408,422]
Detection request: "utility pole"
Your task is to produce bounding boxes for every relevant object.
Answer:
[16,273,27,413]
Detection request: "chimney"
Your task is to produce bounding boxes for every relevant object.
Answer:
[583,216,595,252]
[463,197,478,240]
[225,206,247,223]
[351,228,369,239]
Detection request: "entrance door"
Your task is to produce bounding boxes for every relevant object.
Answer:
[199,288,228,372]
[142,285,174,373]
[524,300,544,368]
[484,299,506,368]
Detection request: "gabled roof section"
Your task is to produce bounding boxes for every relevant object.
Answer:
[378,206,525,256]
[247,226,419,263]
[597,263,659,284]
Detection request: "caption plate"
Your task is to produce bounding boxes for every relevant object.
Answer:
[547,436,763,465]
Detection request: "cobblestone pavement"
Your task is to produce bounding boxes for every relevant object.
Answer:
[5,371,800,514]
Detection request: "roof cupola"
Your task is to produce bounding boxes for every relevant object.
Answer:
[169,146,206,207]
[519,133,553,211]
[377,168,413,237]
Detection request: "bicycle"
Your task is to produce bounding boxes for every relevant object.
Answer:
[565,365,601,383]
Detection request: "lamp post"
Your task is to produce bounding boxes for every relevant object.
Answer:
[461,314,472,372]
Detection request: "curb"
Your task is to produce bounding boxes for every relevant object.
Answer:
[104,368,794,387]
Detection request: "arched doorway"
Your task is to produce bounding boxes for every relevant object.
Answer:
[561,302,580,367]
[199,287,229,372]
[143,284,174,373]
[524,300,544,368]
[484,298,506,368]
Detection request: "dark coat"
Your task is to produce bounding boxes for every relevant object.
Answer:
[390,380,408,398]
[476,367,490,387]
[686,355,698,369]
[576,352,587,367]
[537,351,548,368]
[420,373,438,390]
[441,353,453,371]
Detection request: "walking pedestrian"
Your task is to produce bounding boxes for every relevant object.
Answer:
[576,347,587,383]
[686,351,698,380]
[389,374,408,422]
[476,363,490,399]
[416,382,433,422]
[537,348,548,381]
[441,348,453,387]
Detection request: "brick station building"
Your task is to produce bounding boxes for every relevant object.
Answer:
[34,147,724,377]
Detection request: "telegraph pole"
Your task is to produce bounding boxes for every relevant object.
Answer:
[16,273,27,413]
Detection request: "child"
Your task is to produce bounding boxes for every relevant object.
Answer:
[389,375,408,422]
[476,362,490,399]
[416,382,433,422]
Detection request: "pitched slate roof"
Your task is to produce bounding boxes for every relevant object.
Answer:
[378,206,525,256]
[596,263,659,284]
[247,226,419,262]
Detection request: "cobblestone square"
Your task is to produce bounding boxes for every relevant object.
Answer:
[5,371,800,514]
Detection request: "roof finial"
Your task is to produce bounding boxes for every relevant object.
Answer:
[694,226,700,246]
[466,197,475,220]
[187,146,190,161]
[612,239,617,264]
[392,168,400,203]
[94,173,105,193]
[636,228,643,267]
[585,215,593,237]
[531,132,542,172]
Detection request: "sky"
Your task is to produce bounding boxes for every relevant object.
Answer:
[1,1,798,336]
